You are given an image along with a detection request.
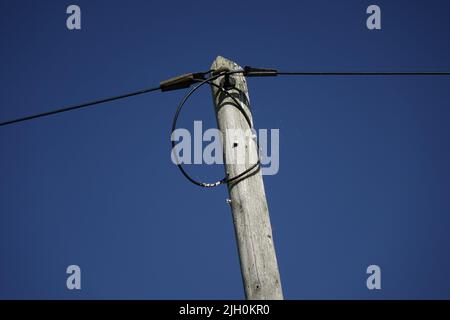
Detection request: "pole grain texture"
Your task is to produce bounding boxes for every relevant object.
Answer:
[210,56,283,300]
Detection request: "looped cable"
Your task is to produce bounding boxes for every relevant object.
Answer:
[171,70,261,188]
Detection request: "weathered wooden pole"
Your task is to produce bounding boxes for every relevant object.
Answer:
[210,56,283,300]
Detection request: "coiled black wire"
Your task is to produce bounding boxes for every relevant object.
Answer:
[171,70,260,188]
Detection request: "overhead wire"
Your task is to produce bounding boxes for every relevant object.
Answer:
[276,71,450,76]
[0,85,161,127]
[1,65,449,187]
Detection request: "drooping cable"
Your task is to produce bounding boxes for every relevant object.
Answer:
[171,70,260,188]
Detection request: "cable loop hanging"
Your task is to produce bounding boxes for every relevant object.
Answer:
[171,70,261,188]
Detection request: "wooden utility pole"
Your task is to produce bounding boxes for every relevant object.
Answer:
[210,56,283,300]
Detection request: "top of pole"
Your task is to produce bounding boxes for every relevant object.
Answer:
[209,56,284,300]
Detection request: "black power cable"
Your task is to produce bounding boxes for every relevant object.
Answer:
[0,70,212,127]
[0,86,161,127]
[277,71,450,76]
[1,65,449,187]
[2,67,449,127]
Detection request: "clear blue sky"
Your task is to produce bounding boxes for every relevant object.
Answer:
[1,0,450,299]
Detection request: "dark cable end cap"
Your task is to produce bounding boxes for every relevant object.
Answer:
[160,72,206,92]
[244,66,278,77]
